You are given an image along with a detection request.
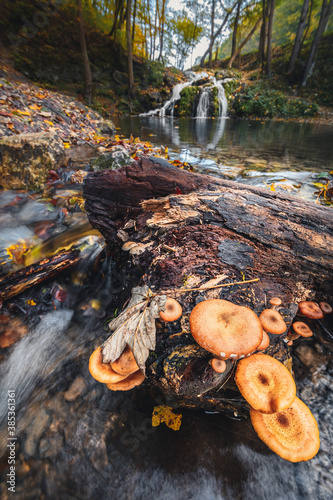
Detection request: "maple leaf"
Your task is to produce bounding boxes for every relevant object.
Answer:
[102,286,167,374]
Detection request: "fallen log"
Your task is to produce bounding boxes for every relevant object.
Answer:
[83,157,333,415]
[0,249,80,301]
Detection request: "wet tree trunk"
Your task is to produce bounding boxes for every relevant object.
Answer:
[83,156,332,296]
[83,157,333,412]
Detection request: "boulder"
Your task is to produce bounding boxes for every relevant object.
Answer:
[97,118,116,136]
[0,132,65,191]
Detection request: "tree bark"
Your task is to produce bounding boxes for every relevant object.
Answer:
[126,0,135,97]
[83,157,333,412]
[266,0,275,77]
[258,0,267,65]
[209,0,216,68]
[287,0,311,74]
[301,0,333,86]
[77,0,93,104]
[231,0,242,59]
[228,16,261,68]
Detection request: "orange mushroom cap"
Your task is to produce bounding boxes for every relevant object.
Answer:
[189,299,263,359]
[259,309,287,335]
[250,396,320,462]
[159,298,182,322]
[111,345,139,376]
[106,370,145,391]
[235,354,296,414]
[269,297,282,308]
[89,347,128,384]
[298,301,323,319]
[211,358,227,373]
[257,330,270,351]
[319,302,332,314]
[292,321,313,338]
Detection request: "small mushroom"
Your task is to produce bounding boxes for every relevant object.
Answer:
[235,353,296,414]
[319,302,332,314]
[211,358,227,373]
[269,297,282,309]
[159,298,182,322]
[106,370,145,391]
[259,309,287,335]
[250,396,320,462]
[89,347,128,384]
[297,301,323,319]
[129,244,147,256]
[189,299,263,360]
[122,241,138,251]
[111,345,139,376]
[292,321,313,338]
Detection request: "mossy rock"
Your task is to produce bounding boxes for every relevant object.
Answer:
[178,86,201,117]
[0,132,65,191]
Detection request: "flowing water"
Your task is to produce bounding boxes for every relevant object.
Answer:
[0,119,332,499]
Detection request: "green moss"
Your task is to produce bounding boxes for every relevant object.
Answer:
[178,86,200,117]
[223,80,239,101]
[232,83,318,118]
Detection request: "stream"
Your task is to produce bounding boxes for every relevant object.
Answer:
[0,117,332,499]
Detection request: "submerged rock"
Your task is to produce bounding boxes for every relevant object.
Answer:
[0,132,65,191]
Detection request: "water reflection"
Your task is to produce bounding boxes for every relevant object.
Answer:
[116,116,333,172]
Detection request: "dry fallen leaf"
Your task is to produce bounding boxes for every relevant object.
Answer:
[102,286,167,373]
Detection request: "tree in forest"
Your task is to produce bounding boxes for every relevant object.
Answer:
[228,0,262,68]
[266,0,276,77]
[301,0,333,86]
[77,0,93,104]
[126,0,135,97]
[231,0,243,60]
[200,0,238,67]
[170,10,203,69]
[287,0,312,74]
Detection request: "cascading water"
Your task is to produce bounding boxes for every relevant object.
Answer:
[141,71,228,119]
[140,72,208,117]
[195,77,228,119]
[196,88,211,118]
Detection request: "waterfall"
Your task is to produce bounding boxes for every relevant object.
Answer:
[140,72,208,117]
[212,77,228,118]
[196,88,210,118]
[195,77,228,119]
[140,72,228,119]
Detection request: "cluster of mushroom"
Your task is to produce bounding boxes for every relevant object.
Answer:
[189,298,321,462]
[285,300,332,345]
[89,297,183,391]
[89,345,145,391]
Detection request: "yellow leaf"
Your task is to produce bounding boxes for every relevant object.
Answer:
[29,104,41,111]
[45,120,54,126]
[27,299,36,306]
[16,109,31,116]
[91,299,101,310]
[312,182,327,189]
[152,405,182,431]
